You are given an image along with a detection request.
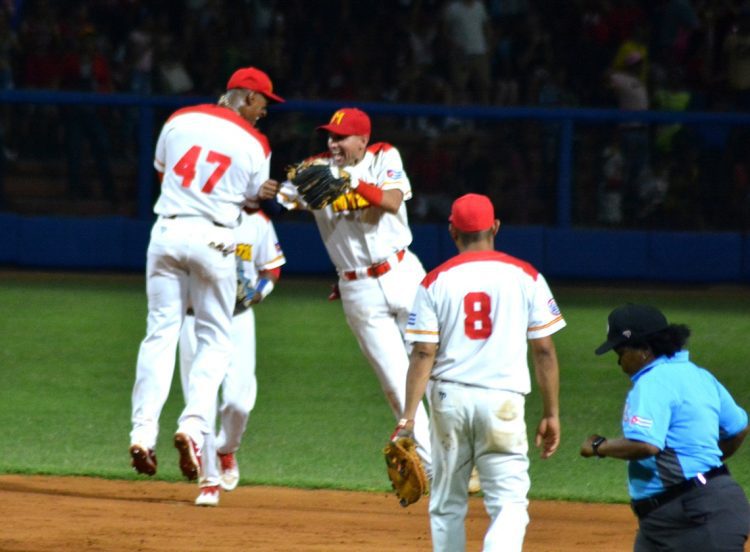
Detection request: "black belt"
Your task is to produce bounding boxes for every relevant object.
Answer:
[631,464,729,518]
[164,215,228,228]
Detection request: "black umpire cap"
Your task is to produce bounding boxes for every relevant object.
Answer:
[595,304,669,355]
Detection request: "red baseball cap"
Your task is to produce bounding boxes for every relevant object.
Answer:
[226,67,284,103]
[449,193,495,232]
[317,108,371,136]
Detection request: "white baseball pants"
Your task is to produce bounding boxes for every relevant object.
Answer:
[338,250,432,472]
[130,216,235,451]
[179,307,257,484]
[428,381,530,552]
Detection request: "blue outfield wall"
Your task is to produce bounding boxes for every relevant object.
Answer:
[0,213,748,283]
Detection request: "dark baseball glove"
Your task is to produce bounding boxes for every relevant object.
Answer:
[384,437,428,507]
[286,160,349,209]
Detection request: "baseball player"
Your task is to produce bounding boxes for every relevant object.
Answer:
[394,193,566,552]
[276,108,432,471]
[179,207,285,506]
[129,66,283,480]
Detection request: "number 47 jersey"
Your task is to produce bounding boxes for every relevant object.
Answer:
[405,250,566,394]
[153,104,272,227]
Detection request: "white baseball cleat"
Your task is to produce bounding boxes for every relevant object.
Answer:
[195,485,220,507]
[468,467,482,495]
[218,452,240,491]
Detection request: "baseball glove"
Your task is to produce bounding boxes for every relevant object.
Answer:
[384,437,428,507]
[286,160,349,209]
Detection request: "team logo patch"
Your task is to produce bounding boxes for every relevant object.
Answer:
[274,242,282,253]
[386,169,402,179]
[547,298,561,316]
[408,312,417,325]
[628,415,653,429]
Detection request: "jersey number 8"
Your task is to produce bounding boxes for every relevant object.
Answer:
[464,292,492,339]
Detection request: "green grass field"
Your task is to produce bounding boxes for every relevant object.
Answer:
[1,271,749,504]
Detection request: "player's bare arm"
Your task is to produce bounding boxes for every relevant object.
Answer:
[530,335,561,459]
[377,188,404,214]
[401,341,438,424]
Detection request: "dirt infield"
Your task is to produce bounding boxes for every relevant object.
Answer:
[0,475,639,551]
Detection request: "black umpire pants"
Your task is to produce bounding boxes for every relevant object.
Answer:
[634,475,750,551]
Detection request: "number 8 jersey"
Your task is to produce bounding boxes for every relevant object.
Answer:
[405,250,566,393]
[153,104,272,227]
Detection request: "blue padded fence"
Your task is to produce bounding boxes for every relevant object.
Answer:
[1,212,747,283]
[1,90,749,283]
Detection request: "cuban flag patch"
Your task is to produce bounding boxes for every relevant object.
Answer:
[386,169,403,179]
[628,415,653,429]
[547,298,561,316]
[408,312,417,326]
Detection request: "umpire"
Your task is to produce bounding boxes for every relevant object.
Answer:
[580,304,750,551]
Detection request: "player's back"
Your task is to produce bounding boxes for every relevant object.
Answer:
[420,250,555,392]
[153,104,271,227]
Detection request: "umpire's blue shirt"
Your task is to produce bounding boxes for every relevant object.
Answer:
[622,350,748,500]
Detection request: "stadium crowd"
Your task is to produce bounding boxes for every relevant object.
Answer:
[1,0,750,230]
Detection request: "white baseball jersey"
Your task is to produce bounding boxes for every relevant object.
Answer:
[153,104,271,227]
[279,142,413,271]
[406,250,566,393]
[235,209,286,290]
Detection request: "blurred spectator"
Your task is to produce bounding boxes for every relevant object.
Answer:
[611,21,651,83]
[571,0,617,105]
[155,37,194,95]
[722,4,750,109]
[598,142,625,225]
[16,0,63,159]
[126,9,157,96]
[408,135,455,222]
[515,10,554,104]
[693,95,734,229]
[441,0,492,104]
[0,5,18,91]
[605,50,651,225]
[651,0,701,66]
[403,8,452,104]
[59,26,116,202]
[0,4,19,167]
[490,19,520,105]
[652,65,692,156]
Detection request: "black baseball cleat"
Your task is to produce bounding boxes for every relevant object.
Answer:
[129,444,157,476]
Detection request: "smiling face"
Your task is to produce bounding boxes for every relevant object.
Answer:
[326,132,368,167]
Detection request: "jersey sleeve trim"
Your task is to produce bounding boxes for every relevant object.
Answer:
[260,254,286,269]
[405,328,439,336]
[166,104,271,157]
[529,316,565,332]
